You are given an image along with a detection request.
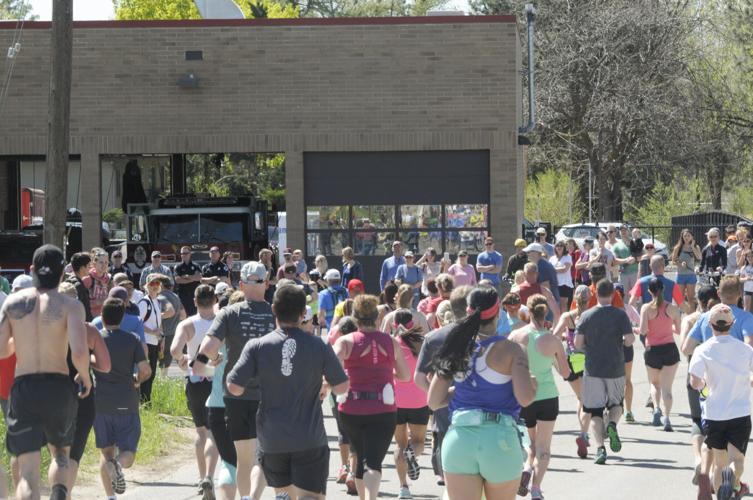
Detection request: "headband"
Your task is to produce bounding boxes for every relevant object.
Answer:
[393,319,415,330]
[468,298,500,321]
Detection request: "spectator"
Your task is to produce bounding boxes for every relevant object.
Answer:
[202,247,231,286]
[380,241,406,291]
[476,236,504,292]
[109,250,133,282]
[138,251,174,289]
[174,246,203,316]
[447,250,477,286]
[341,247,362,288]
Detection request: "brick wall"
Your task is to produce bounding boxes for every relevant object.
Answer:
[0,17,522,253]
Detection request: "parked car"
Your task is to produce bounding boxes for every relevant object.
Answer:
[554,222,669,261]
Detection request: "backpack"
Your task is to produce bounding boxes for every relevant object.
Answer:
[138,296,154,324]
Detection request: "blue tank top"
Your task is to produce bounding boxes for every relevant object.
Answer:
[449,336,520,419]
[206,344,228,408]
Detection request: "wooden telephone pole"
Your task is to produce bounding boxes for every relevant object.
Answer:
[44,0,73,247]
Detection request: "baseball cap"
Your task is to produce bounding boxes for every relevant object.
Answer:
[392,241,401,247]
[32,244,66,287]
[146,273,162,284]
[151,250,161,258]
[108,286,129,302]
[210,246,221,253]
[112,250,123,258]
[11,274,33,292]
[584,236,595,244]
[240,261,267,283]
[536,227,547,235]
[514,238,527,248]
[214,282,229,295]
[523,243,545,254]
[709,303,734,331]
[112,273,133,287]
[324,269,341,281]
[347,279,365,294]
[404,251,415,258]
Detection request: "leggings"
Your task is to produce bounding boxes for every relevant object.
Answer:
[339,412,396,479]
[140,344,159,404]
[208,407,237,467]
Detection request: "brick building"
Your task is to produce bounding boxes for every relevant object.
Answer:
[0,16,524,286]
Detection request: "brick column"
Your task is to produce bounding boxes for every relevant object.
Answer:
[284,150,305,252]
[490,141,521,260]
[80,150,101,251]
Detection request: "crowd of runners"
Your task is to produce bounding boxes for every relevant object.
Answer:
[0,223,753,500]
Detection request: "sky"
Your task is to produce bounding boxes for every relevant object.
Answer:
[28,0,468,20]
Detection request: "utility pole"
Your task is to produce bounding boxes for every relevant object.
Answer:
[44,0,73,247]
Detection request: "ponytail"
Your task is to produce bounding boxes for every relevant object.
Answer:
[434,309,482,378]
[648,277,664,312]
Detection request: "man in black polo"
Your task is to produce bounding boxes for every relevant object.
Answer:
[109,250,133,282]
[201,247,230,287]
[174,246,202,316]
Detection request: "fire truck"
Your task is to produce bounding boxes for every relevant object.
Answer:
[123,195,269,280]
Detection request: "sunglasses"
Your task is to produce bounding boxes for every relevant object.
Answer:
[485,243,493,246]
[607,230,615,234]
[148,281,161,286]
[244,279,266,284]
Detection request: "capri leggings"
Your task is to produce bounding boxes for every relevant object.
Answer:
[207,406,237,467]
[339,412,397,479]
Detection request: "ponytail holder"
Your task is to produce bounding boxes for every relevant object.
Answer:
[467,298,500,321]
[393,319,414,330]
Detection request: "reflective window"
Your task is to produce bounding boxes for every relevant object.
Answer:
[200,214,246,244]
[306,206,349,230]
[445,230,487,255]
[154,214,199,244]
[352,205,395,229]
[306,232,350,257]
[446,204,488,228]
[399,230,443,256]
[400,205,441,229]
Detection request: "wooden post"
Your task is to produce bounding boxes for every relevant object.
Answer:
[44,0,73,247]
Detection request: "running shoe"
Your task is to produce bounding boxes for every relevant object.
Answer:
[274,493,291,500]
[652,409,662,427]
[662,416,673,432]
[531,487,545,499]
[337,465,349,484]
[606,422,622,453]
[575,433,589,459]
[398,486,413,499]
[697,473,713,500]
[404,443,421,481]
[624,411,635,423]
[692,463,701,485]
[594,446,607,465]
[105,458,126,495]
[200,477,215,500]
[718,467,735,500]
[735,481,750,499]
[518,469,532,496]
[436,475,445,486]
[346,473,357,496]
[646,397,654,409]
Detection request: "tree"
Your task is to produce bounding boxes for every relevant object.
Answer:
[0,0,35,20]
[525,168,584,227]
[113,0,201,20]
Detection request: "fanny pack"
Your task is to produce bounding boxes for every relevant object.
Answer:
[568,352,586,374]
[451,409,516,427]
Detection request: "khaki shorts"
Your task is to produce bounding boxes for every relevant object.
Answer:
[582,375,625,411]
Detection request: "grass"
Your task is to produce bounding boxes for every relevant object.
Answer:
[0,375,192,484]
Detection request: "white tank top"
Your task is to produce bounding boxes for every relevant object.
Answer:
[188,314,214,359]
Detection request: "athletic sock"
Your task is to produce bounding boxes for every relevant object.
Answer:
[50,484,68,500]
[241,496,251,500]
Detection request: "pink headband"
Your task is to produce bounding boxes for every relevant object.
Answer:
[468,298,500,321]
[393,319,414,330]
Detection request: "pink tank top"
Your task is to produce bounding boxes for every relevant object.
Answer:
[395,338,427,410]
[339,330,397,415]
[646,302,674,347]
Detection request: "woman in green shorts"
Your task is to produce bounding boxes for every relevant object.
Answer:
[428,287,537,500]
[509,294,571,500]
[552,284,591,458]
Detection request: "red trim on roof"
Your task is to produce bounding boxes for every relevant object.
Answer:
[0,15,515,30]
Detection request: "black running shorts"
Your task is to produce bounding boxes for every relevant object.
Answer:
[260,445,329,494]
[396,406,431,426]
[519,397,559,428]
[644,343,680,370]
[704,416,752,454]
[185,379,212,428]
[224,397,259,441]
[6,374,77,456]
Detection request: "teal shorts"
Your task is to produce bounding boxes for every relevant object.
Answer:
[442,410,525,484]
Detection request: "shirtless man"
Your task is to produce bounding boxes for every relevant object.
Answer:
[0,244,91,500]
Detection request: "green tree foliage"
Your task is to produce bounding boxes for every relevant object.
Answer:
[525,168,584,227]
[113,0,201,20]
[0,0,34,20]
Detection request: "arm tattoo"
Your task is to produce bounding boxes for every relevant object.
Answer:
[6,296,37,320]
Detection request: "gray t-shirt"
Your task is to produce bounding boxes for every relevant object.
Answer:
[95,328,146,414]
[158,290,183,338]
[576,305,632,378]
[207,299,276,400]
[227,328,348,453]
[415,324,453,433]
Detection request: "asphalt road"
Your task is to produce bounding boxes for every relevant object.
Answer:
[101,337,751,500]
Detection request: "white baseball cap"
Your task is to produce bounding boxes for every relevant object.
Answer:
[523,243,545,254]
[324,269,341,281]
[214,282,230,295]
[11,274,33,292]
[240,261,267,283]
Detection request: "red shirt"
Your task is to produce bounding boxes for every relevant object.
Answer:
[0,354,16,400]
[570,284,624,311]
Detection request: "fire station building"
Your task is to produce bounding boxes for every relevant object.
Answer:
[0,16,524,285]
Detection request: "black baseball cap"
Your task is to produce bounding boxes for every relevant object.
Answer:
[33,244,66,287]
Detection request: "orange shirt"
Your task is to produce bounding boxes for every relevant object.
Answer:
[570,283,624,311]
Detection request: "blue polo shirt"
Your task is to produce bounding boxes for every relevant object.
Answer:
[477,250,503,285]
[689,305,753,343]
[536,258,560,301]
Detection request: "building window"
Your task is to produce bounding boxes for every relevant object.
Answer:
[304,204,488,257]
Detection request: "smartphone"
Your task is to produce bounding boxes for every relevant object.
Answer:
[78,382,86,396]
[443,252,450,260]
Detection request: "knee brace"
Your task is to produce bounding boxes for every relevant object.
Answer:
[584,407,605,418]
